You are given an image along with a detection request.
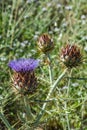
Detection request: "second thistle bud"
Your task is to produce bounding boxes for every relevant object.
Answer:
[60,44,82,68]
[37,34,54,53]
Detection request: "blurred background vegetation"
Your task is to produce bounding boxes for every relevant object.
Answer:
[0,0,87,130]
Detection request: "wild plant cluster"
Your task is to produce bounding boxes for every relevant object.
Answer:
[0,0,87,130]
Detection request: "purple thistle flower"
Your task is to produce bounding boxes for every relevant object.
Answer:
[8,58,40,94]
[8,58,40,72]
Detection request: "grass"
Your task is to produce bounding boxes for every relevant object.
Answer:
[0,0,87,129]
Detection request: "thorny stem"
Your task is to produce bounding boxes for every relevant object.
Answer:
[35,68,67,124]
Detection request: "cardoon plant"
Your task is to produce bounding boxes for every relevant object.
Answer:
[35,43,83,126]
[8,58,39,94]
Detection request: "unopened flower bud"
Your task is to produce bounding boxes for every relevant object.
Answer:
[37,34,54,53]
[60,44,82,68]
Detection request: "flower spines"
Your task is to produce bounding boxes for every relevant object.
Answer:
[13,71,37,93]
[61,44,82,68]
[38,34,54,53]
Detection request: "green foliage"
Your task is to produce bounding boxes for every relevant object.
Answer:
[0,0,87,129]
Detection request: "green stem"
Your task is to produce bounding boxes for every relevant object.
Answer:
[0,112,15,130]
[65,102,70,130]
[47,54,53,85]
[67,70,72,96]
[35,69,67,124]
[23,96,34,120]
[48,63,52,85]
[65,70,72,130]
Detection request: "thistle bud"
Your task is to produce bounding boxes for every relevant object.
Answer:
[8,58,39,94]
[60,44,82,68]
[37,34,54,53]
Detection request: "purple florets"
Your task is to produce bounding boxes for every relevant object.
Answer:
[8,58,40,72]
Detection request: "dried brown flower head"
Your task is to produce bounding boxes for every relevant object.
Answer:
[60,44,82,68]
[37,34,54,53]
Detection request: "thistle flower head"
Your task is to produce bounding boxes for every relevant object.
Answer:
[8,58,40,94]
[37,34,54,53]
[60,44,82,68]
